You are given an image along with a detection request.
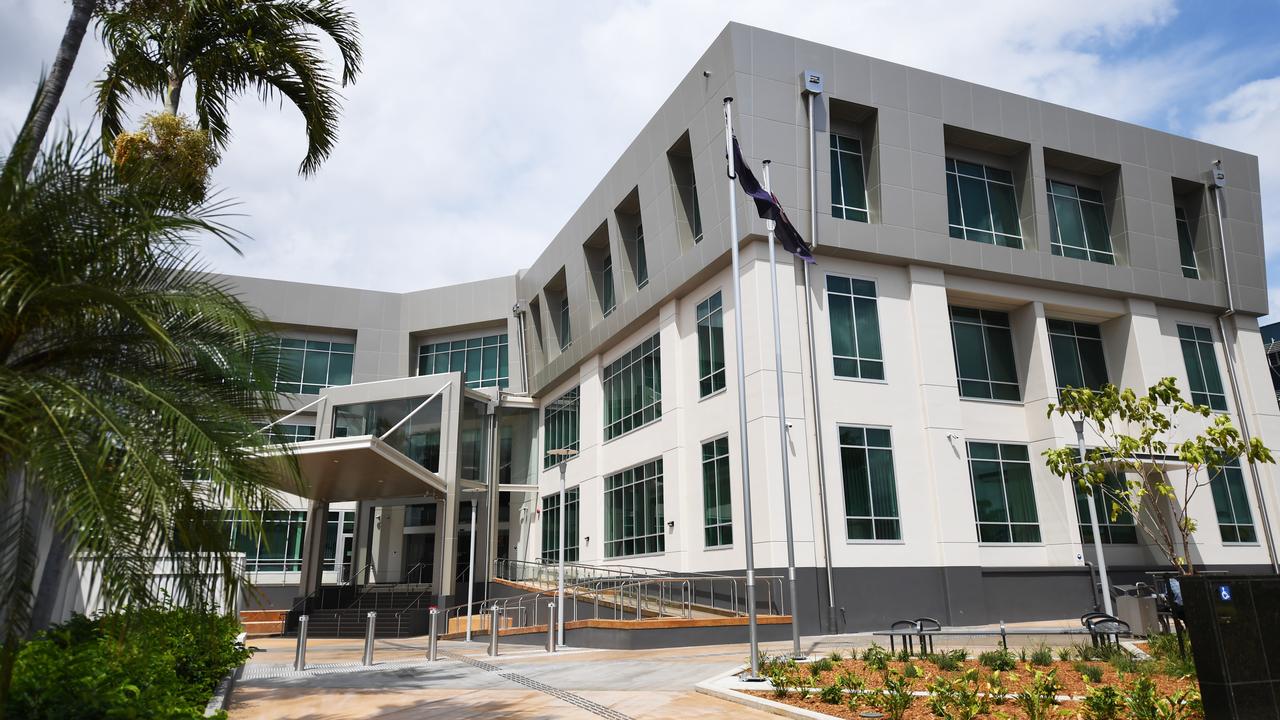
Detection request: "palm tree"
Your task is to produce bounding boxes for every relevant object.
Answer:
[0,110,300,710]
[96,0,362,176]
[6,0,96,181]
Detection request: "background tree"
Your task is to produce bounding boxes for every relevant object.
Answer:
[1044,378,1273,575]
[96,0,362,176]
[0,114,300,711]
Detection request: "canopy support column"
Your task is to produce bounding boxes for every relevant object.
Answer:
[298,499,330,596]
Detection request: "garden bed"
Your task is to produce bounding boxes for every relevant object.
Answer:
[747,641,1201,720]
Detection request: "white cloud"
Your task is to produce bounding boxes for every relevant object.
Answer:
[6,0,1273,297]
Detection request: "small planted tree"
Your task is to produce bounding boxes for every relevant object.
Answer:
[1043,377,1273,575]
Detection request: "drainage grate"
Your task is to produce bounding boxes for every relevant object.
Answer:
[442,652,634,720]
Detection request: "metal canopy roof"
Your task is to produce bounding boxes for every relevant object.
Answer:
[259,435,482,503]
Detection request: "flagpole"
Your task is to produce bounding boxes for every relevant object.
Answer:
[762,160,803,659]
[724,97,761,679]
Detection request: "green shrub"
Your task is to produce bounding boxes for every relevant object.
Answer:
[1029,643,1054,667]
[7,606,250,720]
[1123,677,1201,720]
[1074,662,1104,683]
[1014,669,1061,720]
[978,648,1017,671]
[926,669,988,720]
[1145,632,1196,678]
[1057,647,1074,662]
[827,649,843,662]
[863,643,892,671]
[1082,684,1123,720]
[985,670,1010,705]
[1108,650,1140,675]
[872,670,915,720]
[1019,647,1028,662]
[902,661,923,678]
[928,651,962,671]
[836,670,864,694]
[819,683,843,704]
[809,657,835,675]
[895,646,912,663]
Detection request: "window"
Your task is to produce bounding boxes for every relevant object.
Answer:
[1210,461,1256,543]
[1047,320,1108,393]
[1177,324,1227,411]
[322,510,355,577]
[604,459,664,557]
[558,297,572,350]
[543,387,580,469]
[600,252,616,317]
[1048,180,1113,264]
[839,426,901,540]
[946,159,1022,247]
[950,307,1019,401]
[696,292,726,396]
[1075,471,1137,544]
[701,437,732,547]
[602,333,661,440]
[830,134,869,222]
[826,275,883,380]
[272,423,315,443]
[541,487,580,562]
[417,333,509,389]
[1175,207,1198,279]
[967,442,1040,543]
[228,510,307,573]
[634,223,649,288]
[668,141,703,246]
[265,337,354,394]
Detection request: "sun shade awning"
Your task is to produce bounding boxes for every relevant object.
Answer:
[257,435,481,503]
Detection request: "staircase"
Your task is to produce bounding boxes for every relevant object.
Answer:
[284,583,435,639]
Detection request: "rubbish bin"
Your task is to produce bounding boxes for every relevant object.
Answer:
[1112,584,1159,637]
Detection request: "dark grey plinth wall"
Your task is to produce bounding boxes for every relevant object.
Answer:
[1181,575,1280,719]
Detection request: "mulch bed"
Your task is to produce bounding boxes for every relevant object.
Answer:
[746,657,1199,719]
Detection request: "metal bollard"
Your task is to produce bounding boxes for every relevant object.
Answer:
[293,615,309,671]
[427,608,439,661]
[362,611,376,666]
[487,604,500,657]
[546,602,557,653]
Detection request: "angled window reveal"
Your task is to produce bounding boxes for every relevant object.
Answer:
[949,307,1019,401]
[1047,180,1114,264]
[1047,320,1108,393]
[1175,206,1199,279]
[946,158,1022,247]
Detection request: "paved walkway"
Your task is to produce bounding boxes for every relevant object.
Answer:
[229,620,1087,719]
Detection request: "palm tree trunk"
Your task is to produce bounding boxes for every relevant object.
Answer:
[165,72,182,115]
[0,468,42,719]
[6,0,96,181]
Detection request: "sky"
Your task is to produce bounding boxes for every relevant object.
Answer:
[3,1,1280,319]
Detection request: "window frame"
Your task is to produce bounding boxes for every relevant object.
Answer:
[417,333,510,389]
[1046,319,1109,394]
[695,291,726,398]
[542,386,581,469]
[825,274,885,382]
[946,158,1024,248]
[1174,206,1199,280]
[966,440,1042,544]
[1074,469,1138,545]
[541,487,581,562]
[265,336,355,395]
[602,333,662,441]
[700,435,733,548]
[604,458,665,558]
[830,133,870,223]
[837,424,903,543]
[1209,462,1258,545]
[949,306,1021,402]
[1177,323,1228,412]
[1047,179,1115,264]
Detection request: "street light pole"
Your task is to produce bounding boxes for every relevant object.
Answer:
[547,447,579,647]
[1075,417,1114,616]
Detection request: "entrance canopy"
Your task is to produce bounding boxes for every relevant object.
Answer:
[259,435,482,502]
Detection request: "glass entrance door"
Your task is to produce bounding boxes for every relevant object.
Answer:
[403,533,435,585]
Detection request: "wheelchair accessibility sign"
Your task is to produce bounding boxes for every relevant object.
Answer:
[1218,585,1233,602]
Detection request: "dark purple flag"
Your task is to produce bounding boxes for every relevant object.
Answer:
[730,136,815,263]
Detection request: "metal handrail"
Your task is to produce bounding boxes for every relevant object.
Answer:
[348,560,376,586]
[404,562,428,585]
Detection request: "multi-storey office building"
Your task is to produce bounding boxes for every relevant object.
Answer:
[146,23,1280,633]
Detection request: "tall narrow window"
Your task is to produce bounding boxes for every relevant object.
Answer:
[701,437,732,547]
[839,426,901,540]
[1047,320,1108,393]
[1175,207,1199,279]
[1075,471,1137,544]
[558,297,572,350]
[634,223,649,288]
[967,441,1040,543]
[541,488,580,562]
[950,307,1019,401]
[1210,461,1257,543]
[668,142,703,246]
[418,333,509,389]
[604,459,664,557]
[602,333,661,440]
[600,252,616,317]
[826,275,884,380]
[1177,324,1227,411]
[543,387,580,469]
[266,337,355,394]
[830,134,869,222]
[946,159,1022,247]
[696,292,725,396]
[1048,180,1114,264]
